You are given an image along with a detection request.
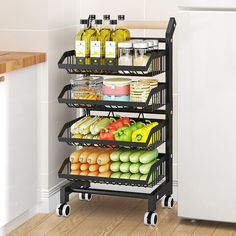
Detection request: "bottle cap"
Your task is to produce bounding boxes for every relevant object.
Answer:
[110,19,117,25]
[80,19,88,25]
[118,15,125,20]
[133,42,148,49]
[118,41,133,48]
[89,15,96,20]
[145,40,154,48]
[95,19,103,25]
[103,15,110,20]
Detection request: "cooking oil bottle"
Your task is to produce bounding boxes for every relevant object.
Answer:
[99,15,111,57]
[105,19,118,62]
[90,19,103,63]
[116,15,130,41]
[82,14,96,58]
[75,19,88,58]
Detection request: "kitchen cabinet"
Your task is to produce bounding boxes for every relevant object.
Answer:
[0,52,46,228]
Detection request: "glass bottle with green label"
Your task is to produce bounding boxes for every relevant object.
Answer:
[90,19,103,62]
[82,15,96,58]
[105,20,119,64]
[99,15,111,58]
[75,19,88,58]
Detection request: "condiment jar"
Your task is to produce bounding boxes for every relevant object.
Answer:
[152,40,159,50]
[145,40,154,52]
[71,75,103,100]
[118,41,133,66]
[133,42,149,66]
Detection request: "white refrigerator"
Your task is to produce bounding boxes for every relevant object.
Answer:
[178,0,236,222]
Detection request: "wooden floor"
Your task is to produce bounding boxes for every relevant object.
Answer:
[8,195,236,236]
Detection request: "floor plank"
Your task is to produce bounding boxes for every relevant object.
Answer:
[26,196,82,236]
[191,221,218,236]
[8,199,236,236]
[109,200,150,236]
[212,223,236,236]
[171,219,200,236]
[7,213,48,236]
[67,197,139,236]
[127,202,171,236]
[45,195,108,236]
[148,204,180,236]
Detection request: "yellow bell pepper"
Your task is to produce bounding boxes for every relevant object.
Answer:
[132,122,159,144]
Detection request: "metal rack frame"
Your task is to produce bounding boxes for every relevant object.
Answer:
[57,17,176,224]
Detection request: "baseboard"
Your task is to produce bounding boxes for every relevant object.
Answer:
[38,179,68,213]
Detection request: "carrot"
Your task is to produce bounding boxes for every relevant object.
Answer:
[99,163,111,173]
[79,147,95,163]
[71,163,81,171]
[70,170,81,175]
[80,170,89,176]
[98,171,112,177]
[89,163,100,172]
[80,163,89,171]
[87,149,104,164]
[88,171,99,176]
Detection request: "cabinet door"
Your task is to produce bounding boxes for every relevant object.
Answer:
[178,10,236,222]
[0,76,8,227]
[0,68,38,227]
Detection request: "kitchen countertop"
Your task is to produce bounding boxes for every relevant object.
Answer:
[0,51,46,74]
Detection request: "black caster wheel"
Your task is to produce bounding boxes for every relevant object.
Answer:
[56,203,70,217]
[79,193,92,201]
[161,195,174,209]
[144,211,158,226]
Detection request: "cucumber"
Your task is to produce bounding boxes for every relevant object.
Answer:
[120,173,131,179]
[120,151,133,162]
[110,150,123,162]
[140,174,153,184]
[129,163,141,174]
[139,149,158,164]
[129,150,146,163]
[120,162,131,173]
[130,173,142,180]
[139,160,156,175]
[140,174,147,181]
[111,172,122,178]
[110,161,122,172]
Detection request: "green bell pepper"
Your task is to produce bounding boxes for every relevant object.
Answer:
[114,127,133,142]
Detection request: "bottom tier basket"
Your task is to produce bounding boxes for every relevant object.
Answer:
[58,153,166,188]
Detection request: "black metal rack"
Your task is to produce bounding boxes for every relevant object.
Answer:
[58,83,166,112]
[58,50,166,76]
[59,154,166,187]
[56,17,176,226]
[58,116,166,149]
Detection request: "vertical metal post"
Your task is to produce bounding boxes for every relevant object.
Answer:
[165,18,176,196]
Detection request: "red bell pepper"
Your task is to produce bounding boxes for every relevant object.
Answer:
[99,126,116,140]
[121,117,130,126]
[109,117,131,130]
